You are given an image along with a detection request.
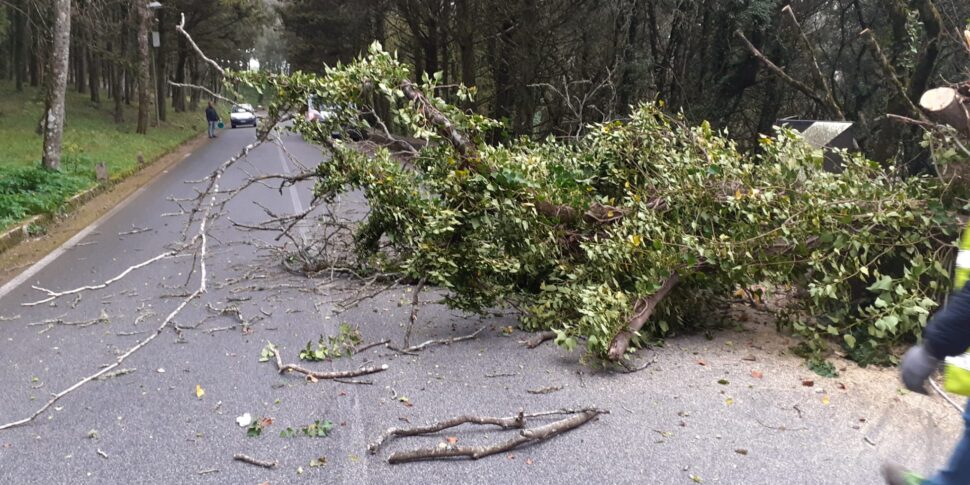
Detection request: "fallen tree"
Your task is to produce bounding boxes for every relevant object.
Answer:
[227,43,958,362]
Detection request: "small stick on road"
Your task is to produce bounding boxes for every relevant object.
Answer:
[232,454,277,469]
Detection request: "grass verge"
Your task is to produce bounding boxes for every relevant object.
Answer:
[0,81,206,230]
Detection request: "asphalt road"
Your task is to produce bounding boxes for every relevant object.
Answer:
[0,125,963,485]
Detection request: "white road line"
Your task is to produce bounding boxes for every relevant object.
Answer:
[276,143,309,241]
[0,183,152,300]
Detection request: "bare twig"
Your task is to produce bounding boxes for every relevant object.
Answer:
[354,339,391,354]
[232,454,277,469]
[929,378,966,414]
[22,251,178,306]
[403,276,428,348]
[176,14,225,76]
[269,344,388,380]
[95,368,136,381]
[391,326,486,353]
[859,29,925,120]
[370,408,607,463]
[735,29,844,119]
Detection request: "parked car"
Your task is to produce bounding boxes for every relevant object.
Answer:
[230,103,257,128]
[306,96,368,141]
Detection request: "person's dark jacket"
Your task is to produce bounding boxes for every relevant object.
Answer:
[924,283,970,359]
[205,106,219,122]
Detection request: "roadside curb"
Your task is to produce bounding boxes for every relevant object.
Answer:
[0,133,206,256]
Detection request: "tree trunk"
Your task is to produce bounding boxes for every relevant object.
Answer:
[188,58,201,111]
[28,7,39,87]
[75,27,87,94]
[136,1,151,134]
[13,0,25,91]
[155,8,167,122]
[42,0,72,171]
[173,36,186,112]
[456,0,476,92]
[89,41,101,103]
[111,40,123,123]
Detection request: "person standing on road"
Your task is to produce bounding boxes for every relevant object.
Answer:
[883,231,970,485]
[205,101,220,139]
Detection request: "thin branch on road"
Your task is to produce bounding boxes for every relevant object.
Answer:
[22,250,179,306]
[390,326,487,354]
[404,276,428,347]
[368,408,607,463]
[268,344,389,381]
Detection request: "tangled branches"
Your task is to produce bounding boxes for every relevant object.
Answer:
[222,43,959,363]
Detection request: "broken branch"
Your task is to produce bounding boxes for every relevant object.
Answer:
[269,344,388,380]
[377,408,607,463]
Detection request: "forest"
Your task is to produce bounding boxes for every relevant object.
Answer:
[2,1,968,163]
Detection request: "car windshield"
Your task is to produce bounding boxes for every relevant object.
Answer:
[232,105,252,113]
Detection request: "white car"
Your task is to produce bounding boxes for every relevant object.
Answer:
[230,104,257,128]
[306,97,367,141]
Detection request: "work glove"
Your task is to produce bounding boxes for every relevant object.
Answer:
[900,344,940,395]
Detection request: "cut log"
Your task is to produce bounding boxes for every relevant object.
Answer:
[920,87,970,137]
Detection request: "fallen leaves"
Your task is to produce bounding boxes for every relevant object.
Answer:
[717,379,729,385]
[801,379,814,387]
[734,448,748,456]
[195,384,205,400]
[750,371,763,379]
[398,396,413,407]
[821,395,830,406]
[446,436,458,445]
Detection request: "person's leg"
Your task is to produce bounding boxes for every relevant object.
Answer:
[209,121,216,138]
[207,121,213,137]
[924,399,970,484]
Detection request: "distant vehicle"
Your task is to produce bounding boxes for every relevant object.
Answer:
[230,104,257,128]
[306,96,368,142]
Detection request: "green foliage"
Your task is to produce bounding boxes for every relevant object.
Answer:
[233,45,961,363]
[0,164,90,228]
[298,323,362,361]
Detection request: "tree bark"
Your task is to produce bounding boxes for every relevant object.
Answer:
[607,272,680,361]
[136,1,151,134]
[13,0,25,91]
[173,36,187,112]
[42,0,72,171]
[456,0,476,91]
[155,8,167,122]
[89,39,101,103]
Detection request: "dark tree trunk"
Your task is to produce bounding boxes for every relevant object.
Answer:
[28,7,40,87]
[155,8,167,121]
[13,0,25,91]
[188,59,201,111]
[173,36,187,112]
[111,40,124,123]
[456,0,476,91]
[89,41,101,103]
